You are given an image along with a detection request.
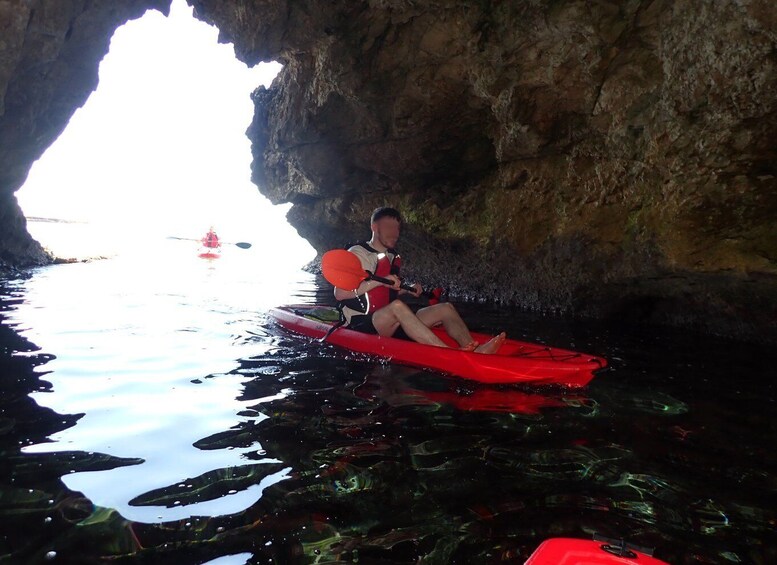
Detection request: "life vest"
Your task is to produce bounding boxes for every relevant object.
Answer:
[202,231,220,249]
[340,243,401,315]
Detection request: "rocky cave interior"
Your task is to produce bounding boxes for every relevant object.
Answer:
[1,0,775,342]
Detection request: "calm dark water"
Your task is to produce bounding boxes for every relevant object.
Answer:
[1,250,776,564]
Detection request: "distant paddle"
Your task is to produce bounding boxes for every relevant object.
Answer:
[321,249,444,304]
[167,236,252,249]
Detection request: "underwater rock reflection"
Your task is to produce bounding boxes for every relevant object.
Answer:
[3,318,777,563]
[65,349,593,562]
[101,345,774,564]
[586,382,689,417]
[128,351,608,563]
[0,320,145,563]
[128,463,289,508]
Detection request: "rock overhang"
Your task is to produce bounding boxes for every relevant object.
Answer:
[1,0,775,342]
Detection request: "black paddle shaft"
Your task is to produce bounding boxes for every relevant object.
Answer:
[367,272,418,293]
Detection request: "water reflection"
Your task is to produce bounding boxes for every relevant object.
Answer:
[1,261,777,563]
[128,463,291,508]
[353,366,587,416]
[0,299,143,563]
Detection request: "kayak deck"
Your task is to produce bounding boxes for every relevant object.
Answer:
[270,305,606,387]
[525,537,668,564]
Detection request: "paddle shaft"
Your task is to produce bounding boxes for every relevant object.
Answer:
[367,273,441,301]
[168,236,251,249]
[367,272,417,293]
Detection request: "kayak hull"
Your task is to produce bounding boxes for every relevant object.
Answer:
[525,538,668,564]
[269,305,606,387]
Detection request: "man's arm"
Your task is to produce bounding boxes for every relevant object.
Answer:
[333,246,400,300]
[334,277,397,300]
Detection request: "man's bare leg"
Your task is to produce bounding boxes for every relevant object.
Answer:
[416,303,476,347]
[371,300,449,347]
[417,303,506,354]
[372,300,505,354]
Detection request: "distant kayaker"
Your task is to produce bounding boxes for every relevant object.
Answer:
[334,207,505,353]
[202,228,220,249]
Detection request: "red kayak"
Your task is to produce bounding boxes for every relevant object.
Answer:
[525,537,668,564]
[269,305,606,387]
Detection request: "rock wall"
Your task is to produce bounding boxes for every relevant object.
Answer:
[1,0,775,342]
[0,0,171,270]
[194,0,777,342]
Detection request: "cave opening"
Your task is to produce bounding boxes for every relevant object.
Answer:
[15,0,314,268]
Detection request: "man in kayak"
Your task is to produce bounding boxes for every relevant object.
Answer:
[202,228,220,249]
[334,207,505,353]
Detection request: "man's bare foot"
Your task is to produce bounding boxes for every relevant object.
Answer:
[461,340,479,352]
[475,332,506,354]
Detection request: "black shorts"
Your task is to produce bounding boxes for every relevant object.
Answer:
[348,314,410,340]
[348,314,378,334]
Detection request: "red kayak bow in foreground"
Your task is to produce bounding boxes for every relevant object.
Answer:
[525,537,668,564]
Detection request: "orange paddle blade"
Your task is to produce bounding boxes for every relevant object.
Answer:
[321,249,368,291]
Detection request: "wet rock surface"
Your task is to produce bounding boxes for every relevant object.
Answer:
[229,0,777,342]
[1,0,776,341]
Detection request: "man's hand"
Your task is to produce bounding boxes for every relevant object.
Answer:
[383,274,402,290]
[384,276,422,298]
[408,282,423,298]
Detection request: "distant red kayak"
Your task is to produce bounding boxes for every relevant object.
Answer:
[270,305,606,387]
[198,228,221,259]
[525,538,668,564]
